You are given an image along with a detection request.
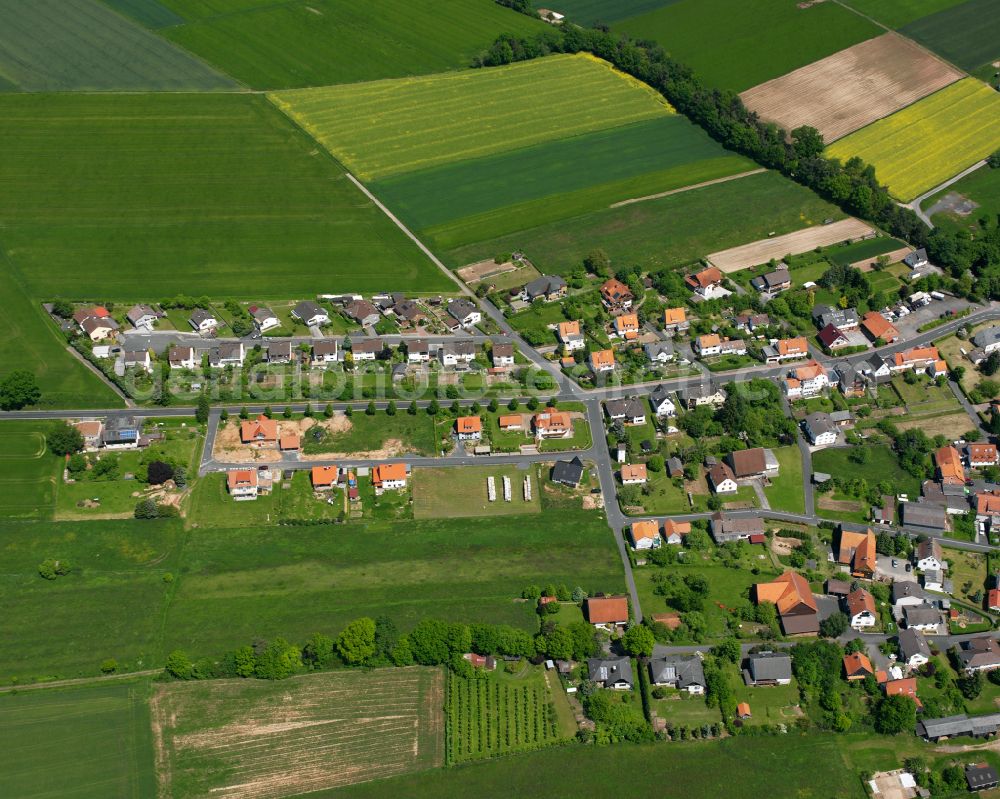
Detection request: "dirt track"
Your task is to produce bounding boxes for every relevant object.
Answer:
[706,218,875,272]
[740,33,962,142]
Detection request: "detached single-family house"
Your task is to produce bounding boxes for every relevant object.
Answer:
[311,465,339,491]
[590,349,615,373]
[708,462,738,494]
[817,323,852,351]
[915,539,946,572]
[351,338,382,362]
[188,308,219,334]
[836,527,877,579]
[735,311,770,333]
[588,656,633,690]
[344,300,380,327]
[847,587,878,629]
[455,416,482,441]
[727,447,779,480]
[392,299,426,326]
[685,266,726,299]
[903,248,929,271]
[892,346,939,372]
[629,520,661,550]
[784,360,830,399]
[491,343,515,368]
[226,469,258,501]
[73,420,103,450]
[122,349,152,373]
[904,603,944,634]
[79,313,120,342]
[843,652,875,681]
[372,463,407,490]
[557,320,585,353]
[976,491,1000,534]
[585,596,629,629]
[802,412,838,446]
[441,340,476,367]
[551,456,584,487]
[311,340,340,367]
[968,443,1000,468]
[663,307,689,332]
[126,304,160,330]
[523,274,567,303]
[764,337,809,364]
[266,341,292,364]
[745,652,792,686]
[605,398,646,425]
[750,266,790,294]
[249,305,280,333]
[973,327,1000,355]
[446,298,481,329]
[710,512,763,544]
[813,305,859,330]
[406,339,431,363]
[956,637,1000,674]
[897,627,931,670]
[101,416,140,449]
[649,655,705,694]
[935,446,966,486]
[892,580,929,611]
[241,414,278,446]
[922,569,946,593]
[644,340,675,365]
[663,519,690,545]
[621,464,647,485]
[613,313,640,340]
[292,301,330,327]
[861,312,899,344]
[534,409,572,439]
[680,384,726,409]
[753,570,819,635]
[168,346,197,370]
[695,334,722,357]
[210,341,245,368]
[599,278,633,312]
[966,763,1000,792]
[649,385,676,417]
[884,677,922,710]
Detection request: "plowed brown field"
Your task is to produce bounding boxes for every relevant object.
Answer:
[740,33,962,142]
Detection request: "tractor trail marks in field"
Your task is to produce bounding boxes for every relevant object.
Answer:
[152,668,445,799]
[740,33,962,142]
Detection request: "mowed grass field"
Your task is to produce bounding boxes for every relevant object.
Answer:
[412,466,541,518]
[0,421,58,519]
[443,170,845,274]
[900,0,1000,73]
[0,682,156,799]
[152,668,444,799]
[827,79,1000,201]
[156,0,548,89]
[0,0,233,91]
[929,165,1000,231]
[614,0,880,93]
[321,733,864,799]
[0,93,449,300]
[271,54,673,181]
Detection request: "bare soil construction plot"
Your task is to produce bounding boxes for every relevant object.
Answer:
[707,218,875,273]
[740,33,962,142]
[150,667,444,799]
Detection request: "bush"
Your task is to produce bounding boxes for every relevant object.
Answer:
[100,658,118,674]
[146,460,174,485]
[37,558,71,580]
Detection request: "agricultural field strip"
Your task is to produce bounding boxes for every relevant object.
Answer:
[899,0,1000,72]
[839,0,969,29]
[0,0,235,91]
[827,78,1000,201]
[706,218,875,272]
[739,33,962,142]
[269,54,673,180]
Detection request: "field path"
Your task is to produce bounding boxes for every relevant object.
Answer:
[0,668,161,694]
[609,168,766,208]
[908,159,988,228]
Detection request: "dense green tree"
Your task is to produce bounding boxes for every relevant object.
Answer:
[47,421,84,456]
[621,625,655,657]
[165,650,193,680]
[195,393,210,424]
[873,694,917,734]
[819,612,849,638]
[0,370,41,410]
[302,633,335,670]
[254,637,302,680]
[336,618,376,665]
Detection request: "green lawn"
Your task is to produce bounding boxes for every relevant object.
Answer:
[764,446,805,514]
[812,444,922,497]
[0,93,449,307]
[929,163,1000,233]
[412,465,541,519]
[301,411,437,456]
[0,681,156,799]
[539,419,593,453]
[186,471,346,527]
[732,675,802,726]
[0,0,233,91]
[443,171,844,274]
[634,471,691,514]
[615,0,880,93]
[159,0,548,89]
[321,732,864,798]
[0,421,59,520]
[650,690,722,727]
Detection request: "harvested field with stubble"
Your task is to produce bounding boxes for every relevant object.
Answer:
[740,33,962,142]
[151,667,445,799]
[706,218,875,273]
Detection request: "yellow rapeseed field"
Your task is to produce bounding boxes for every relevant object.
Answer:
[827,78,1000,201]
[269,53,674,181]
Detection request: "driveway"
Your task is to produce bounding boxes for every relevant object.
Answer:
[877,554,915,583]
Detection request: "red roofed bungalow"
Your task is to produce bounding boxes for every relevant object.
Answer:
[585,596,629,627]
[311,465,338,490]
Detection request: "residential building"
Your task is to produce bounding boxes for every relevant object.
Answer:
[491,343,515,368]
[844,652,875,681]
[898,628,931,669]
[551,456,584,487]
[613,313,640,340]
[903,248,929,270]
[884,677,921,710]
[892,580,929,611]
[956,637,1000,674]
[710,512,763,543]
[210,342,244,368]
[988,588,1000,612]
[901,501,948,533]
[973,327,1000,355]
[727,447,779,480]
[934,446,966,485]
[122,350,151,372]
[447,299,482,329]
[241,414,278,446]
[292,300,330,327]
[922,569,946,593]
[226,469,258,501]
[533,408,572,439]
[73,420,103,450]
[521,275,566,303]
[372,463,407,490]
[754,570,819,635]
[249,305,280,333]
[750,266,791,294]
[708,462,738,494]
[734,311,770,333]
[311,340,340,366]
[968,443,1000,468]
[605,398,646,426]
[405,339,431,363]
[649,655,705,694]
[590,349,615,373]
[663,307,689,332]
[812,305,859,330]
[966,763,999,792]
[861,311,900,343]
[279,431,300,452]
[904,603,943,634]
[392,299,426,326]
[892,346,939,372]
[817,323,852,351]
[915,539,946,572]
[101,416,140,449]
[584,596,629,628]
[785,360,830,398]
[499,414,523,432]
[976,491,1000,534]
[311,465,339,490]
[644,340,675,365]
[663,519,691,545]
[649,385,676,417]
[847,587,878,629]
[685,266,726,298]
[680,384,726,409]
[764,337,809,364]
[351,338,382,362]
[78,312,119,341]
[557,320,585,352]
[440,340,475,367]
[745,652,792,686]
[188,308,219,334]
[835,527,876,579]
[621,464,647,485]
[455,416,482,441]
[588,656,633,690]
[126,304,160,330]
[168,346,196,370]
[344,300,380,327]
[266,341,292,364]
[599,278,633,311]
[630,520,661,550]
[802,412,838,446]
